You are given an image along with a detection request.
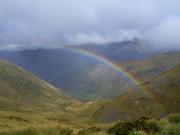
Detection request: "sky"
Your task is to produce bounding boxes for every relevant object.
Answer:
[0,0,180,50]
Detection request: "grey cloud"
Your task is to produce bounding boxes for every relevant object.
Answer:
[144,17,180,50]
[0,0,180,50]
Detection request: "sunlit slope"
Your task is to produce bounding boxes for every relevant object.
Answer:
[0,59,76,111]
[89,63,180,123]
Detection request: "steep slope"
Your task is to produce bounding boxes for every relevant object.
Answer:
[0,47,179,100]
[59,51,180,100]
[0,59,76,111]
[0,40,153,100]
[148,63,180,113]
[54,64,133,100]
[89,63,180,123]
[125,52,180,82]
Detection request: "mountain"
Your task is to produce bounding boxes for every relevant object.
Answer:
[47,50,180,100]
[148,63,180,113]
[124,51,180,82]
[0,59,76,111]
[70,38,153,62]
[0,40,154,100]
[0,46,179,132]
[89,63,180,123]
[0,41,179,100]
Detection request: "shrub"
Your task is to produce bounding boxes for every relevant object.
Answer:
[166,113,180,124]
[108,118,147,135]
[143,119,161,134]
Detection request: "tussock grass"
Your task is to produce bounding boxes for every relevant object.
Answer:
[166,113,180,124]
[0,127,72,135]
[0,116,180,135]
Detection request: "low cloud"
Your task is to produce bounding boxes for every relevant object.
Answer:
[67,30,140,44]
[144,17,180,50]
[0,0,180,50]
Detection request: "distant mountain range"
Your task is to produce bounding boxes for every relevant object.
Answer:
[0,39,179,101]
[0,40,179,125]
[67,38,154,61]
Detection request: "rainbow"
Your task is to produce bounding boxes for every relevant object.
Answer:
[65,46,140,86]
[64,46,162,102]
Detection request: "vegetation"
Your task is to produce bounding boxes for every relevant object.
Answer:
[0,114,179,135]
[108,117,148,135]
[90,63,180,122]
[108,115,180,135]
[0,127,72,135]
[77,126,102,135]
[166,113,180,124]
[162,124,180,135]
[0,60,77,112]
[0,55,179,135]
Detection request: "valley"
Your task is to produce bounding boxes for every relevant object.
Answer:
[0,43,179,134]
[1,1,180,134]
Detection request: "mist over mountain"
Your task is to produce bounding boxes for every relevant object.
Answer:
[69,38,154,61]
[1,0,180,51]
[0,40,151,99]
[0,40,179,100]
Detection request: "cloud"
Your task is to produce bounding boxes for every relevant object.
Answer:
[67,30,140,44]
[144,17,180,50]
[0,0,180,50]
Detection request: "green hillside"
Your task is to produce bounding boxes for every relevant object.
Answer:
[0,59,86,130]
[0,54,179,133]
[148,63,180,113]
[0,59,77,111]
[60,51,180,100]
[90,63,180,123]
[125,51,180,82]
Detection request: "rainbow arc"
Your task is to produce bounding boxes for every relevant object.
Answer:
[64,46,162,103]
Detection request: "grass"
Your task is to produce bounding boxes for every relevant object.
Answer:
[0,55,180,135]
[0,114,180,135]
[166,113,180,124]
[0,127,72,135]
[0,59,78,112]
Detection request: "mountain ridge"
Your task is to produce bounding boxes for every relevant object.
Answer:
[0,43,179,100]
[0,59,77,111]
[88,63,180,122]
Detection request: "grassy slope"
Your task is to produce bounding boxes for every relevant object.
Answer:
[88,62,180,123]
[63,64,133,100]
[0,52,179,130]
[0,59,84,130]
[125,52,180,82]
[1,113,180,135]
[148,63,180,113]
[62,52,180,100]
[0,59,77,111]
